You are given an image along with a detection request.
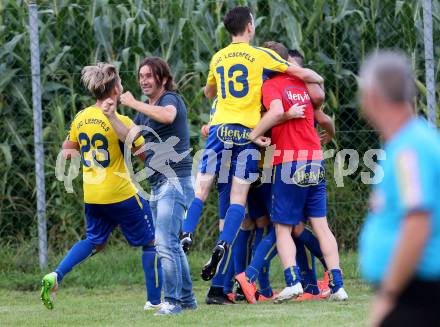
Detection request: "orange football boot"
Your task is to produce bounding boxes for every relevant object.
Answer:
[257,291,278,302]
[294,292,323,302]
[234,272,257,304]
[226,293,235,302]
[318,271,330,293]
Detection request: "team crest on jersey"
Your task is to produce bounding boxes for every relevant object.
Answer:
[216,124,252,145]
[292,162,325,187]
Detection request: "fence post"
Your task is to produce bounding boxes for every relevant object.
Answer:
[28,1,48,269]
[423,0,437,125]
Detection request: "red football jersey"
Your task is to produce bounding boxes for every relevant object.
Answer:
[262,73,322,165]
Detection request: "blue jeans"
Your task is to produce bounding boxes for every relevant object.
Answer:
[150,176,196,306]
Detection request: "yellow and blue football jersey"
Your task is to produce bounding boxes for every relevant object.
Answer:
[207,42,290,128]
[67,106,144,204]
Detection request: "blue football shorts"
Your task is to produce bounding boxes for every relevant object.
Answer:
[271,160,326,226]
[84,194,155,246]
[198,123,260,182]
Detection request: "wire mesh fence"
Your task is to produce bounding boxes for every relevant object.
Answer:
[0,0,439,256]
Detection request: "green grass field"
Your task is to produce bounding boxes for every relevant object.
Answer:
[0,246,372,327]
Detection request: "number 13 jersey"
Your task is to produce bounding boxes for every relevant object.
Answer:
[67,106,144,204]
[207,42,290,129]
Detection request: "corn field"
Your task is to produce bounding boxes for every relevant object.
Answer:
[1,0,439,254]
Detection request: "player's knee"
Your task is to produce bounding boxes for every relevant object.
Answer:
[230,179,250,205]
[310,217,331,236]
[94,243,106,253]
[292,222,305,237]
[195,187,210,202]
[84,239,101,256]
[230,192,248,206]
[274,223,292,236]
[195,174,214,201]
[255,215,270,228]
[241,217,254,230]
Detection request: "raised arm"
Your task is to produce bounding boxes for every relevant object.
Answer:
[121,91,177,125]
[101,98,146,160]
[286,64,324,84]
[101,99,131,142]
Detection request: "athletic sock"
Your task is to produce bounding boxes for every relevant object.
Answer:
[308,253,319,295]
[233,228,253,275]
[183,197,204,233]
[258,264,272,297]
[329,268,344,293]
[284,266,301,287]
[253,227,265,254]
[297,228,328,271]
[246,229,254,266]
[220,204,245,245]
[295,238,319,295]
[245,227,277,283]
[55,239,95,283]
[142,245,163,305]
[211,238,231,288]
[223,252,236,294]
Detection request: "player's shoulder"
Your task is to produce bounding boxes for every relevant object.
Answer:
[161,91,182,102]
[72,107,87,120]
[210,47,225,61]
[392,118,440,161]
[251,46,283,60]
[404,118,440,144]
[70,106,94,124]
[263,73,287,86]
[116,112,133,125]
[411,119,440,154]
[77,105,100,117]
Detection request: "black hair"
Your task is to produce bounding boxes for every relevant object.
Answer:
[288,49,305,67]
[224,6,252,36]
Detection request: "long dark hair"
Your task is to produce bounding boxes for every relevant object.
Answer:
[138,57,176,91]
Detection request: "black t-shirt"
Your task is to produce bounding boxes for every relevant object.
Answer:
[134,91,192,185]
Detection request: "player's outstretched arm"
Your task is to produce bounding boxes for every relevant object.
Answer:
[120,91,177,124]
[286,64,324,84]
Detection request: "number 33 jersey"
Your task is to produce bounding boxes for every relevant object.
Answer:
[207,42,290,129]
[67,106,144,204]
